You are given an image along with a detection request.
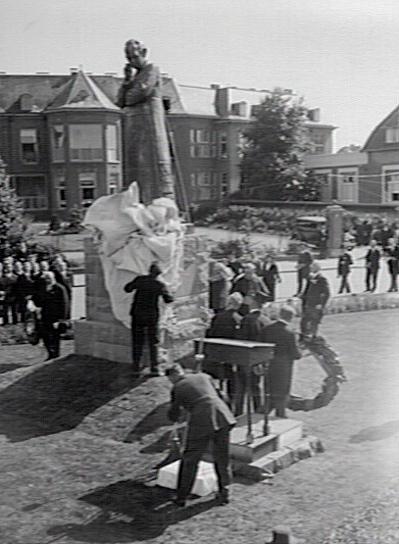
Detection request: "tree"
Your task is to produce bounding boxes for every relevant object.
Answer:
[0,157,25,249]
[240,89,318,201]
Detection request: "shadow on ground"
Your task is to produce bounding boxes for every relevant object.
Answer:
[48,479,217,542]
[0,363,26,374]
[123,402,171,443]
[349,420,399,443]
[0,355,145,442]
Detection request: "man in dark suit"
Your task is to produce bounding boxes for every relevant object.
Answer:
[32,271,69,360]
[124,263,173,376]
[364,240,381,292]
[337,246,354,294]
[294,244,313,297]
[260,306,301,418]
[231,263,270,315]
[234,305,273,415]
[300,262,330,338]
[166,364,236,507]
[203,292,243,383]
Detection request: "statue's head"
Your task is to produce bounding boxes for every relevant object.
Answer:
[124,39,148,69]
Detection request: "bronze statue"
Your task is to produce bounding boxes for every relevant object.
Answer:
[117,39,175,204]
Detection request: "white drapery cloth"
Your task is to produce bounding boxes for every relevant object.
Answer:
[84,182,185,328]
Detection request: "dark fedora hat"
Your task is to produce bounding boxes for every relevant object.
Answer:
[266,526,304,544]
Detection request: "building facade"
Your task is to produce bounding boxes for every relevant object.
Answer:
[0,70,334,218]
[306,105,399,204]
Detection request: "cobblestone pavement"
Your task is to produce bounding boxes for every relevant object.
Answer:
[0,310,398,544]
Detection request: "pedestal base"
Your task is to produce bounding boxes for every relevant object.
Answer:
[229,414,304,463]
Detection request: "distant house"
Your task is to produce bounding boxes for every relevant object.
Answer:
[0,70,334,218]
[306,104,399,204]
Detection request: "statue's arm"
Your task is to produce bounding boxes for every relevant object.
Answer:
[123,65,160,106]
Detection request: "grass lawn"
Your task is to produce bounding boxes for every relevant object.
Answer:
[0,309,398,543]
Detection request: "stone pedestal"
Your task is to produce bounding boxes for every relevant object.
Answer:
[229,414,324,480]
[74,233,209,364]
[326,202,345,258]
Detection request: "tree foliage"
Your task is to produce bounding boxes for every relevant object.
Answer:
[0,158,25,247]
[240,89,320,201]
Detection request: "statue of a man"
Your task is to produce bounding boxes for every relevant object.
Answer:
[116,39,175,204]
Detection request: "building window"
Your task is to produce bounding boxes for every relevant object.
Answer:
[108,171,120,194]
[20,129,39,164]
[79,171,96,207]
[106,124,119,162]
[210,173,219,199]
[219,132,228,158]
[189,129,214,159]
[13,176,47,209]
[386,128,399,143]
[51,125,65,161]
[383,167,399,202]
[70,124,102,161]
[309,131,326,154]
[221,172,228,197]
[190,172,212,200]
[55,171,67,209]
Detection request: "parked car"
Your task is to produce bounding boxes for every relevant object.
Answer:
[292,216,327,247]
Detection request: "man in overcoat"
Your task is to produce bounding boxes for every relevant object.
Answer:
[300,261,330,338]
[364,239,381,292]
[32,271,69,360]
[260,306,301,418]
[124,263,173,376]
[166,364,236,507]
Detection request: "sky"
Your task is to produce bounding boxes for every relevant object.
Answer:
[1,0,398,150]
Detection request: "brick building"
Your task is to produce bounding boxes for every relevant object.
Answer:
[0,70,334,218]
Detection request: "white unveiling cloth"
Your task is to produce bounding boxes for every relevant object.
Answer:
[83,182,185,328]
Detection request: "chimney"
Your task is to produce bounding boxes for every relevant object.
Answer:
[215,87,230,117]
[70,67,78,74]
[308,108,321,122]
[210,83,220,90]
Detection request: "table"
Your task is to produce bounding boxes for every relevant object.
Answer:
[194,338,275,443]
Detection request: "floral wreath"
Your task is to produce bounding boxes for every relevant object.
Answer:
[288,335,347,411]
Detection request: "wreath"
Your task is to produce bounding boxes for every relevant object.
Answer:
[288,335,347,411]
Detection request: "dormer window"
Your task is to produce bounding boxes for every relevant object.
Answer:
[20,94,33,112]
[386,127,399,143]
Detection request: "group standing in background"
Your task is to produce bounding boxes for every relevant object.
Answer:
[0,245,73,360]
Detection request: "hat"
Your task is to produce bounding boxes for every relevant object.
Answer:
[266,526,304,544]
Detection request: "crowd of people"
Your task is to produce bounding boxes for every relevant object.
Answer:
[0,241,72,360]
[209,229,399,309]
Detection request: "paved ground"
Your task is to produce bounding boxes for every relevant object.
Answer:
[0,309,398,543]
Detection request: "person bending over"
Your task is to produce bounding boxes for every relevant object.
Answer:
[166,364,236,507]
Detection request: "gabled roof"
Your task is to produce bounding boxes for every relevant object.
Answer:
[362,104,399,151]
[47,70,119,111]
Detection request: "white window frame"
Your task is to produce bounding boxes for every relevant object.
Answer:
[385,127,399,144]
[337,167,359,203]
[382,164,399,203]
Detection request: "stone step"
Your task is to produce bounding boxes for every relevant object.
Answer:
[229,415,303,464]
[233,435,325,481]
